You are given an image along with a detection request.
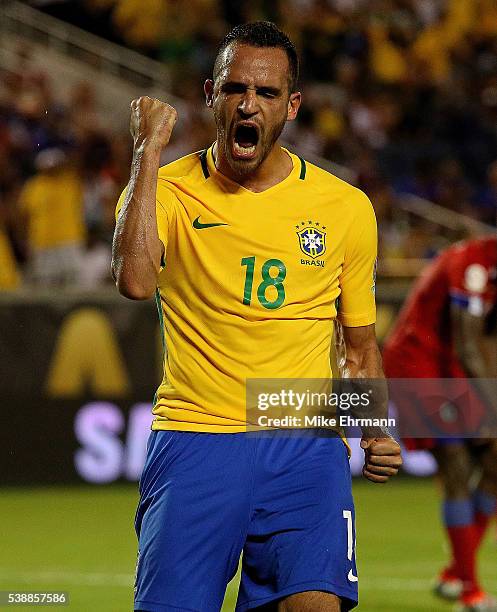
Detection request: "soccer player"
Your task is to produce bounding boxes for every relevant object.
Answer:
[383,236,497,612]
[112,22,402,612]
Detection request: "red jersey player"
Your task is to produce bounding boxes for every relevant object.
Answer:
[383,236,497,612]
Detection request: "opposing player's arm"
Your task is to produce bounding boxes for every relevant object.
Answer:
[452,302,489,378]
[111,96,177,300]
[451,287,497,428]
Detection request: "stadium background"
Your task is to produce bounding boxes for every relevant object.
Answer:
[1,0,496,610]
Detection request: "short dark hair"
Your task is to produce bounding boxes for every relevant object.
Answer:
[213,21,299,92]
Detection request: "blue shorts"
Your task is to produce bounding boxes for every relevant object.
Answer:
[134,430,358,612]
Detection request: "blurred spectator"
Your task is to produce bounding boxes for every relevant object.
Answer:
[79,226,113,289]
[0,42,133,290]
[69,82,102,140]
[0,226,20,290]
[0,192,20,290]
[433,157,473,213]
[475,159,497,224]
[79,132,120,232]
[112,0,166,50]
[18,148,86,287]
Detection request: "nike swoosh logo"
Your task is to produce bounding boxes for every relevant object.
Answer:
[192,216,228,230]
[348,569,358,582]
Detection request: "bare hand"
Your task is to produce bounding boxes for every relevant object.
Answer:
[130,96,177,151]
[361,436,402,483]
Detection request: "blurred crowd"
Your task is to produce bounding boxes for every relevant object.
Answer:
[0,45,133,290]
[2,0,497,290]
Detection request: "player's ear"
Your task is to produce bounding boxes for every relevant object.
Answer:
[287,92,301,121]
[204,79,214,107]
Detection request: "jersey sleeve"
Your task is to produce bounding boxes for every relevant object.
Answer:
[337,192,377,327]
[115,180,173,260]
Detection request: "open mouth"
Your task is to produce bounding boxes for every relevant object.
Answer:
[232,124,259,159]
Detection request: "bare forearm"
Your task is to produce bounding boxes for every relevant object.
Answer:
[112,145,163,299]
[341,324,389,430]
[344,341,384,379]
[335,321,383,378]
[349,343,388,420]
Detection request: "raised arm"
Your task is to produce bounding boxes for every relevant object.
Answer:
[112,96,177,300]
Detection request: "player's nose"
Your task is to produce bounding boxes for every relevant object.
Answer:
[237,89,259,116]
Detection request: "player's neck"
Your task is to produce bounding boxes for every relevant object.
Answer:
[212,142,293,193]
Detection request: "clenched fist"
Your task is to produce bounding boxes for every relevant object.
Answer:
[130,96,177,151]
[361,436,402,483]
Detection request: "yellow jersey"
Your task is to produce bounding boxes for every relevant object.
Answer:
[116,146,377,432]
[20,170,85,250]
[0,224,20,290]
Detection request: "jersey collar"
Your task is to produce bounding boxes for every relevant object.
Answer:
[201,144,306,196]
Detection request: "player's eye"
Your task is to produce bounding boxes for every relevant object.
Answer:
[222,83,247,95]
[258,89,278,98]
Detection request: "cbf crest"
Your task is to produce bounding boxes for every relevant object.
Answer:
[296,221,327,260]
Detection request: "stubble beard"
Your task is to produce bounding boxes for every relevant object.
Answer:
[214,111,287,179]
